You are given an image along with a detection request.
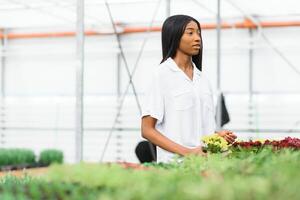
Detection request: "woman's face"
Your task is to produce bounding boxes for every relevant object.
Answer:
[178,20,201,56]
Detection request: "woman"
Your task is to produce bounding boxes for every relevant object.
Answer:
[141,15,236,163]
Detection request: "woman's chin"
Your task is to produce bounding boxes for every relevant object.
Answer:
[190,50,200,56]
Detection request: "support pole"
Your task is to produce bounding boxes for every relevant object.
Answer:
[248,29,257,135]
[249,29,254,102]
[0,29,7,147]
[166,0,171,17]
[216,0,222,130]
[75,0,84,163]
[0,29,7,98]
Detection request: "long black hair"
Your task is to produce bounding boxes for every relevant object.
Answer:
[160,15,203,71]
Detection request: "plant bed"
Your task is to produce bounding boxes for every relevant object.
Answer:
[38,149,63,166]
[231,137,300,152]
[0,167,49,178]
[0,176,101,200]
[1,139,300,199]
[0,148,36,169]
[45,150,300,199]
[115,162,149,170]
[0,163,50,172]
[0,149,63,172]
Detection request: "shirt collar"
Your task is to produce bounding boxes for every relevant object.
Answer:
[165,57,202,77]
[165,57,181,72]
[193,63,202,77]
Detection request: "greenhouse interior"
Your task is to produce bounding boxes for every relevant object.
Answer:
[0,0,300,199]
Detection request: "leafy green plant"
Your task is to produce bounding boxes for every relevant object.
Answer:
[1,148,300,200]
[202,134,229,153]
[0,176,99,200]
[0,149,35,167]
[38,149,63,166]
[44,149,300,200]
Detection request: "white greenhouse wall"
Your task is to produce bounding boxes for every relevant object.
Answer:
[1,27,300,163]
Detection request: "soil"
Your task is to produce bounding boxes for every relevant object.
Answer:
[0,167,48,177]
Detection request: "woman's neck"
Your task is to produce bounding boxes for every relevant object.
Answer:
[173,51,192,71]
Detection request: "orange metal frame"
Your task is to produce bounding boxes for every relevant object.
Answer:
[0,19,299,40]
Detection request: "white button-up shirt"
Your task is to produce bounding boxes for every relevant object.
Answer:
[141,57,216,163]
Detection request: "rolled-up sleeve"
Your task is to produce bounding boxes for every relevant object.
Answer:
[141,71,164,123]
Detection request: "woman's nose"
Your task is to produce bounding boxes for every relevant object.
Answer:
[194,38,200,44]
[194,34,200,41]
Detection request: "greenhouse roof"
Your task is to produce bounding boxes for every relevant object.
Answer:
[0,0,299,29]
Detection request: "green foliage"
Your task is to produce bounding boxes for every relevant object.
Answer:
[0,149,35,167]
[44,149,300,200]
[1,148,300,199]
[202,134,229,153]
[38,149,63,166]
[0,176,99,200]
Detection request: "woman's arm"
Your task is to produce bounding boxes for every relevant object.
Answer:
[141,116,205,156]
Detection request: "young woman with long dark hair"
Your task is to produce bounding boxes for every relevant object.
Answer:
[141,15,236,163]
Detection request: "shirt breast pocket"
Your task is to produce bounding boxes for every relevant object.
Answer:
[172,88,194,110]
[202,92,214,113]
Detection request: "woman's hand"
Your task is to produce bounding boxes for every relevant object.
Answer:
[216,130,237,144]
[186,146,207,157]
